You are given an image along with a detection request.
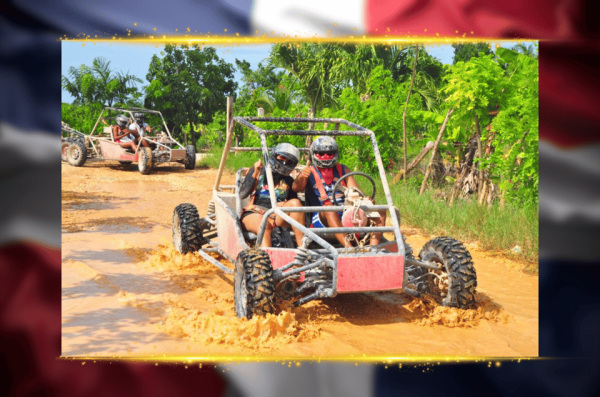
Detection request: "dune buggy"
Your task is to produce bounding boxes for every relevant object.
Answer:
[61,107,196,175]
[172,117,477,319]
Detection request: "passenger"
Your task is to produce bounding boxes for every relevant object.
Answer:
[239,143,306,248]
[112,114,137,152]
[128,112,152,148]
[294,136,387,247]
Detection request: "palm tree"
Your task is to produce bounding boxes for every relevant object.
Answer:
[269,43,343,118]
[511,43,538,59]
[61,56,142,106]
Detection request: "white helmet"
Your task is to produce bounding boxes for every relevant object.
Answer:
[310,136,338,168]
[115,114,129,128]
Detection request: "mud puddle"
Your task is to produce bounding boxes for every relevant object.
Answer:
[62,163,538,358]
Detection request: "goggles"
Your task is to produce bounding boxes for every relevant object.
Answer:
[276,156,297,167]
[315,150,336,156]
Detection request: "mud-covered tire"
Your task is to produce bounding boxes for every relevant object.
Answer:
[138,147,153,175]
[184,145,196,170]
[172,203,203,254]
[418,236,477,308]
[67,140,87,167]
[61,141,69,162]
[234,249,276,319]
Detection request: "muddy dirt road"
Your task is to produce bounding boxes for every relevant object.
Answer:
[62,161,538,359]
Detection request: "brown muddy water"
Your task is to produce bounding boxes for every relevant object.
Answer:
[61,161,538,359]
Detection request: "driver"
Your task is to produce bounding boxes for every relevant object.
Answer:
[128,112,152,148]
[294,136,386,247]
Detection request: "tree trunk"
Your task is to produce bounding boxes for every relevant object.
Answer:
[188,121,196,148]
[449,136,477,205]
[420,109,454,195]
[392,141,433,184]
[403,44,419,182]
[305,106,316,159]
[474,113,483,196]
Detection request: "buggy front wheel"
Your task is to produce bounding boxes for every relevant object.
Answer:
[138,147,153,175]
[418,237,477,308]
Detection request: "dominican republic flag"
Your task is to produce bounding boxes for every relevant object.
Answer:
[2,1,600,397]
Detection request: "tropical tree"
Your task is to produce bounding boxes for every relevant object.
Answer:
[451,42,494,64]
[144,44,237,146]
[269,43,345,118]
[61,56,142,107]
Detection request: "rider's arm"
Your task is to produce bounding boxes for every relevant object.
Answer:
[239,165,259,199]
[345,166,360,189]
[292,161,311,192]
[112,126,129,140]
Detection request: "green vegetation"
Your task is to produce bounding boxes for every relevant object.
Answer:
[62,42,539,266]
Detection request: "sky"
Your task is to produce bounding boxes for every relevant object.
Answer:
[61,41,533,103]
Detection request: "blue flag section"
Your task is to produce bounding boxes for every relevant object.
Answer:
[376,259,600,396]
[2,1,600,396]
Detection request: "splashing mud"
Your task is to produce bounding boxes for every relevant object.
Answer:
[144,244,217,273]
[161,308,322,350]
[404,293,511,328]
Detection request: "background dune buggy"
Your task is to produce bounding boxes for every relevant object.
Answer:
[61,107,196,175]
[172,101,477,319]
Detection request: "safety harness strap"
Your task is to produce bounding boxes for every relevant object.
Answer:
[310,164,347,206]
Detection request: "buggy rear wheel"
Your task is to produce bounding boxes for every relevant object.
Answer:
[138,146,153,175]
[61,141,69,162]
[67,140,87,167]
[172,203,203,254]
[184,145,196,170]
[234,249,276,319]
[418,237,477,308]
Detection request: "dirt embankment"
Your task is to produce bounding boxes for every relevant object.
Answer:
[62,161,538,358]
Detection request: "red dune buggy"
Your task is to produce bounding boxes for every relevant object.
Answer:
[172,116,477,318]
[61,107,195,175]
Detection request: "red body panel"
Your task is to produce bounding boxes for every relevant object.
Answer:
[170,149,186,161]
[264,248,304,281]
[264,248,296,269]
[98,140,137,161]
[336,254,404,293]
[215,200,245,261]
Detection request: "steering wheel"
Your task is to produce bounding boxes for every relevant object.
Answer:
[331,172,376,206]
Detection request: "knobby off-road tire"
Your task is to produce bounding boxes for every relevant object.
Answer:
[418,236,477,308]
[172,203,203,254]
[138,146,153,175]
[234,249,276,319]
[67,140,87,167]
[184,145,196,170]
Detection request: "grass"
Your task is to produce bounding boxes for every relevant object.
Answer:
[199,147,539,271]
[198,146,261,173]
[371,177,539,269]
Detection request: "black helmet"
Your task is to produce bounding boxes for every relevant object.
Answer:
[269,143,299,176]
[310,136,338,168]
[115,114,129,128]
[133,112,144,122]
